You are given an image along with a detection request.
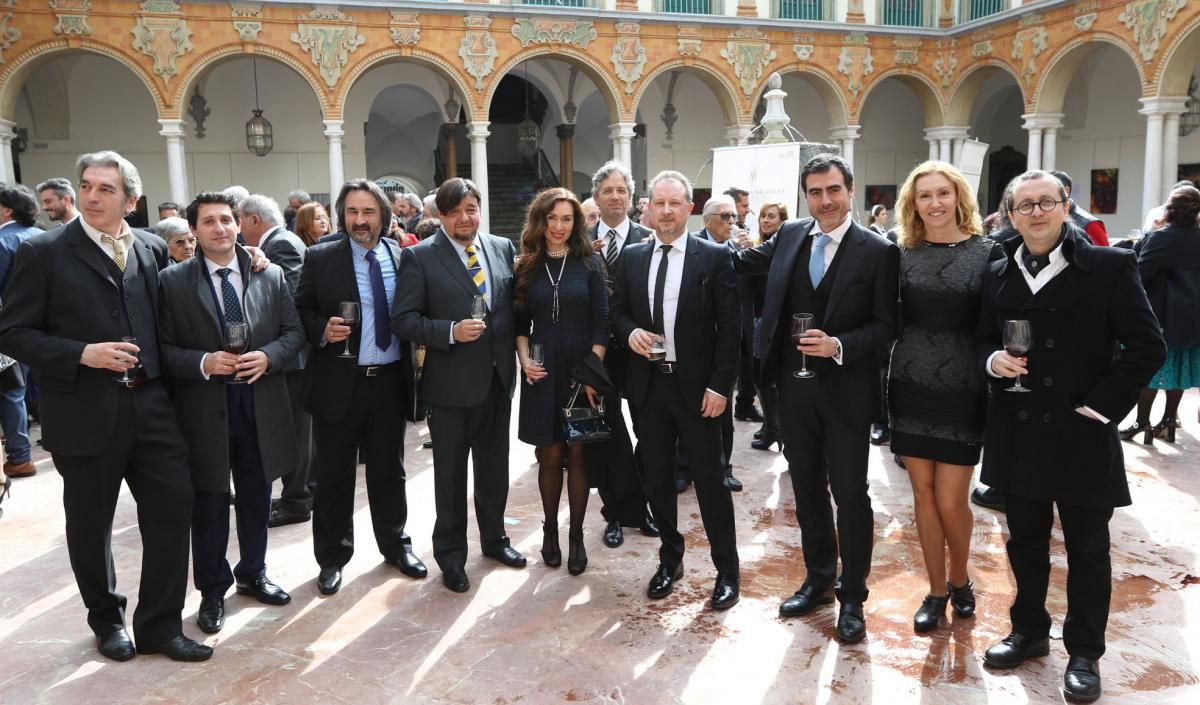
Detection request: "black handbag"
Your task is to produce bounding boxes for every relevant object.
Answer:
[562,382,611,446]
[0,354,23,393]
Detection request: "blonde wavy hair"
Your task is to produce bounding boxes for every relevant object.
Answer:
[894,161,982,250]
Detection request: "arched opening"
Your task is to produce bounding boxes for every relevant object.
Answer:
[949,65,1026,215]
[857,76,942,223]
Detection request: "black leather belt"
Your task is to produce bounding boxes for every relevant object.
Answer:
[357,362,400,377]
[652,361,676,374]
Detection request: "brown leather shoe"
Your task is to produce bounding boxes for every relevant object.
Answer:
[3,461,35,478]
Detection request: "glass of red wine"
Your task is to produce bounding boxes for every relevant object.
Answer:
[113,336,140,385]
[338,301,360,359]
[1003,319,1033,393]
[224,322,249,384]
[791,313,815,379]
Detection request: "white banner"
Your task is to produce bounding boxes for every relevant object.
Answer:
[957,139,990,195]
[711,143,804,239]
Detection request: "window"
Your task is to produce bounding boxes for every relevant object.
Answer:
[775,0,830,20]
[656,0,719,14]
[962,0,1005,21]
[879,0,928,27]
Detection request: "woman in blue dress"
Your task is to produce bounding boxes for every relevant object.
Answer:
[514,188,609,575]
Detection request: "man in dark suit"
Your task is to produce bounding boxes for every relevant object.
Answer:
[722,186,764,425]
[295,179,426,596]
[735,154,900,642]
[978,170,1165,702]
[610,170,742,611]
[239,194,314,528]
[586,160,657,549]
[159,192,305,634]
[0,151,211,662]
[392,177,525,593]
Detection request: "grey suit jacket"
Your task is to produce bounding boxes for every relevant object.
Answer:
[391,229,517,406]
[158,247,305,492]
[259,225,308,370]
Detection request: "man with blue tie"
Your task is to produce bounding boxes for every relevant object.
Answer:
[294,179,425,596]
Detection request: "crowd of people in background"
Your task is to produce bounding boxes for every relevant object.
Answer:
[0,146,1197,704]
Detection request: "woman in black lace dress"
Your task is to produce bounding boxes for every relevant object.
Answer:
[514,188,609,575]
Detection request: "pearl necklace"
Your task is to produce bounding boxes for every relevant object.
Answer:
[546,246,569,258]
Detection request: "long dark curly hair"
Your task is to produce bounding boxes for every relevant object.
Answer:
[513,187,597,311]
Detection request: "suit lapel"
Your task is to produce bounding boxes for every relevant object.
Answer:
[635,239,655,325]
[677,235,700,316]
[334,237,361,305]
[66,221,118,290]
[431,230,485,299]
[189,256,224,336]
[824,224,867,323]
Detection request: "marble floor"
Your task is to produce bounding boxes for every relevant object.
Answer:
[1,391,1198,705]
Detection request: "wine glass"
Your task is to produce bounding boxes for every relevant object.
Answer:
[528,343,545,383]
[223,322,249,384]
[1003,320,1033,393]
[113,336,140,384]
[338,301,359,359]
[791,313,816,379]
[471,295,487,321]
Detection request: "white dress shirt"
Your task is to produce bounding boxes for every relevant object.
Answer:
[200,255,245,379]
[447,231,493,344]
[812,215,852,365]
[79,216,134,264]
[597,218,631,255]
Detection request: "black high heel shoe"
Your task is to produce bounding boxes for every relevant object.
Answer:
[0,476,11,519]
[1118,421,1154,445]
[913,593,948,633]
[1153,418,1177,443]
[567,530,587,576]
[541,524,561,568]
[949,579,976,618]
[750,434,782,452]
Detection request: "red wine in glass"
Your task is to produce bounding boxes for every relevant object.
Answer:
[791,313,815,379]
[224,322,249,384]
[1003,319,1033,393]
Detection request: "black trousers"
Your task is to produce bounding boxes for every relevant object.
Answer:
[192,414,271,597]
[778,374,873,603]
[311,367,410,569]
[1004,494,1114,659]
[428,371,512,571]
[736,340,756,408]
[589,397,649,527]
[277,369,313,512]
[52,380,192,647]
[636,371,738,576]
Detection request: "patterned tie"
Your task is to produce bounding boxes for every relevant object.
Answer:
[465,243,487,299]
[809,233,832,287]
[216,268,244,323]
[364,249,393,351]
[101,234,127,272]
[605,229,619,270]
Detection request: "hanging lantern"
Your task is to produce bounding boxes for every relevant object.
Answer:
[517,116,539,159]
[245,58,273,157]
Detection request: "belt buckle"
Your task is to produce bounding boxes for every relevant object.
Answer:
[657,362,675,374]
[365,366,379,377]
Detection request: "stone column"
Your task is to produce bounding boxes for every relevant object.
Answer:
[556,124,575,191]
[736,0,757,17]
[1020,114,1044,171]
[927,137,939,162]
[609,122,636,168]
[830,125,861,174]
[1019,113,1063,172]
[442,123,459,181]
[0,119,16,186]
[323,120,345,228]
[1138,98,1179,220]
[468,121,491,234]
[158,119,190,206]
[724,123,755,146]
[1158,97,1190,199]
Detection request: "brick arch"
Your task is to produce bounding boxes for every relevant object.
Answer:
[944,60,1026,125]
[484,46,622,125]
[0,39,164,120]
[172,44,326,120]
[633,58,743,127]
[336,48,477,123]
[1033,34,1145,113]
[749,64,850,129]
[856,68,946,127]
[1155,14,1200,96]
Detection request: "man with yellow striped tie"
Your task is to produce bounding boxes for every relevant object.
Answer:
[392,178,524,593]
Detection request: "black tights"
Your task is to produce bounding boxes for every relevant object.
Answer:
[538,443,589,536]
[1135,388,1184,424]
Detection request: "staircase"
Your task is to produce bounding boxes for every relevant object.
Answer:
[486,161,547,242]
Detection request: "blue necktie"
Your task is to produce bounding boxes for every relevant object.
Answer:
[364,249,392,351]
[809,234,831,288]
[216,268,243,323]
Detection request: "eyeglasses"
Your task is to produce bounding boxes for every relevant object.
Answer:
[717,213,737,221]
[1013,198,1065,216]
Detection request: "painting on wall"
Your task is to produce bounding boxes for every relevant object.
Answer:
[1090,169,1118,215]
[865,185,897,210]
[1178,163,1200,186]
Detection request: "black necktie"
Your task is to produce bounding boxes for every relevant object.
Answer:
[364,250,392,351]
[216,268,243,323]
[652,244,672,334]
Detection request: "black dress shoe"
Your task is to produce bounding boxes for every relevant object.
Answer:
[893,454,906,469]
[640,514,660,537]
[236,575,291,605]
[602,521,624,548]
[983,633,1050,669]
[971,487,1006,512]
[712,574,740,610]
[646,563,683,599]
[137,635,213,662]
[751,434,782,452]
[779,583,834,616]
[267,506,311,528]
[913,593,947,633]
[385,549,429,578]
[1063,656,1102,702]
[836,602,866,643]
[421,439,433,449]
[197,595,225,634]
[723,469,743,492]
[753,426,765,440]
[735,404,764,422]
[869,423,890,445]
[482,544,527,568]
[317,567,342,595]
[674,469,692,494]
[949,579,976,618]
[443,567,470,593]
[96,628,135,662]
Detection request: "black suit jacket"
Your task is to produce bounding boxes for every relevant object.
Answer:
[698,228,756,352]
[0,220,171,455]
[610,234,741,410]
[977,227,1165,507]
[588,221,651,392]
[735,218,900,426]
[1137,223,1200,348]
[588,220,651,281]
[259,225,309,370]
[294,236,413,424]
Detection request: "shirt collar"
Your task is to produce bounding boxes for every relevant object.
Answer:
[447,231,481,257]
[1014,237,1066,278]
[818,213,853,243]
[204,252,241,277]
[599,218,630,241]
[652,232,686,251]
[350,237,386,259]
[79,216,133,244]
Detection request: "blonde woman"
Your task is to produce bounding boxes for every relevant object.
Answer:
[889,161,999,633]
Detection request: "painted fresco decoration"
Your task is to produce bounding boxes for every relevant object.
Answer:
[1011,25,1048,84]
[972,40,994,58]
[837,45,873,99]
[459,15,497,91]
[0,10,17,65]
[721,28,778,97]
[50,0,93,36]
[677,25,702,57]
[390,11,420,46]
[290,11,366,89]
[1119,0,1188,62]
[131,9,195,85]
[230,2,262,42]
[611,22,646,94]
[511,18,597,49]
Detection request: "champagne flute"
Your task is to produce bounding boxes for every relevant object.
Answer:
[471,295,487,321]
[113,336,139,384]
[528,343,545,383]
[338,301,359,359]
[1003,319,1033,393]
[223,322,250,384]
[791,313,816,379]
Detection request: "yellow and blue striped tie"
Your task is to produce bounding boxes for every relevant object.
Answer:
[466,244,487,298]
